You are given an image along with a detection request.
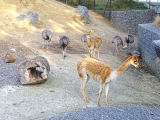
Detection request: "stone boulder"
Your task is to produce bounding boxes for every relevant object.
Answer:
[17,11,39,26]
[19,56,50,85]
[75,5,90,24]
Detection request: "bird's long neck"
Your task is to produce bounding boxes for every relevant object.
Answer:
[116,57,132,76]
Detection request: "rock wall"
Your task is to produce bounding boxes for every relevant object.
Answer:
[96,9,155,35]
[138,23,160,79]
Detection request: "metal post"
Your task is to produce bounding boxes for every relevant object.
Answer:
[103,1,109,16]
[94,0,95,11]
[84,0,86,6]
[130,0,131,9]
[109,0,111,21]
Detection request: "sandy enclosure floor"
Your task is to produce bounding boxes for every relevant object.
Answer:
[0,0,160,120]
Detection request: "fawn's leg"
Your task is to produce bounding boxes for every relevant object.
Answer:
[81,79,89,102]
[97,49,100,60]
[81,75,89,102]
[89,50,92,58]
[105,83,110,105]
[90,50,94,58]
[97,83,104,106]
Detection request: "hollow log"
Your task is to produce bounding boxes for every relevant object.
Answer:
[4,53,16,63]
[19,56,50,85]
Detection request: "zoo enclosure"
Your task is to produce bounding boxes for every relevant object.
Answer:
[58,0,151,21]
[58,0,149,11]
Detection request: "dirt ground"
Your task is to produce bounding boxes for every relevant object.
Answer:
[0,0,160,119]
[0,0,137,56]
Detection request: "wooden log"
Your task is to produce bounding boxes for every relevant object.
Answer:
[19,56,50,85]
[4,53,16,63]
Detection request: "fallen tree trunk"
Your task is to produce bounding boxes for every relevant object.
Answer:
[19,56,50,85]
[4,53,16,63]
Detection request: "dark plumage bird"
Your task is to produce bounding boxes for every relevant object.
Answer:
[42,29,53,49]
[112,36,123,53]
[81,34,88,51]
[59,36,70,59]
[81,31,91,52]
[124,33,134,49]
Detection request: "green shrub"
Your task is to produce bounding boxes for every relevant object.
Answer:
[68,0,78,6]
[58,0,147,11]
[153,15,160,28]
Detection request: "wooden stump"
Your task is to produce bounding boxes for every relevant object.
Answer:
[4,53,16,63]
[19,56,50,85]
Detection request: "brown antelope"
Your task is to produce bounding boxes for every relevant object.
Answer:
[85,31,102,60]
[77,55,140,106]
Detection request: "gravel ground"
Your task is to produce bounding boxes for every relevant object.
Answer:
[44,105,160,120]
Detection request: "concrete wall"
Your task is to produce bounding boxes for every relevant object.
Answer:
[96,9,155,35]
[138,23,160,79]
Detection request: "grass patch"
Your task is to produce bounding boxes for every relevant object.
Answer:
[153,15,160,28]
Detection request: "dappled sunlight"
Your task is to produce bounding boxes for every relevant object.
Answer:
[0,30,8,36]
[21,42,30,48]
[64,9,70,13]
[9,10,19,17]
[67,22,82,33]
[53,26,65,33]
[13,20,39,34]
[68,54,89,61]
[48,19,65,33]
[71,21,89,34]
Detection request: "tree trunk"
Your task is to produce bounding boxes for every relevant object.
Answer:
[19,56,50,85]
[4,53,16,63]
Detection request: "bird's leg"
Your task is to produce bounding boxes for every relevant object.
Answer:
[64,47,67,58]
[83,42,86,52]
[47,41,49,50]
[43,40,45,48]
[128,44,130,50]
[63,50,65,58]
[116,42,119,54]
